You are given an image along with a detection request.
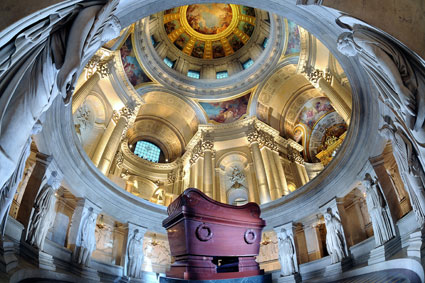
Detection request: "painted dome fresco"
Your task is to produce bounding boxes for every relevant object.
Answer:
[163,4,258,59]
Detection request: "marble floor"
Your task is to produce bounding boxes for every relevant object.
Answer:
[328,269,421,283]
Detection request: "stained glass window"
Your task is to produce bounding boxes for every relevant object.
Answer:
[134,141,161,163]
[187,70,200,79]
[242,59,254,69]
[163,57,174,68]
[216,71,228,79]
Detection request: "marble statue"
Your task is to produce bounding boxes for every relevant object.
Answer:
[0,121,42,235]
[362,173,395,246]
[75,208,97,266]
[278,228,298,276]
[336,17,425,134]
[0,0,121,210]
[324,209,348,264]
[380,116,425,228]
[127,229,144,278]
[26,171,61,250]
[229,166,245,189]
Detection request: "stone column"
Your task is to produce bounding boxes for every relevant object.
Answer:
[244,165,256,203]
[331,77,352,110]
[17,153,52,229]
[202,141,214,199]
[369,155,403,221]
[261,147,277,200]
[189,162,196,188]
[249,141,271,204]
[91,113,118,167]
[71,72,101,114]
[274,222,302,282]
[269,149,284,199]
[272,151,288,196]
[287,146,308,187]
[318,77,351,124]
[98,108,131,175]
[122,222,147,279]
[247,126,272,204]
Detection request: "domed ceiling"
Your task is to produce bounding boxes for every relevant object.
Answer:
[163,4,257,59]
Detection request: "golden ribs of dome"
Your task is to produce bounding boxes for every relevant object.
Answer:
[163,4,256,59]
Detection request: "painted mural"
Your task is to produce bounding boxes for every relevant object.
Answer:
[296,97,334,129]
[174,32,190,50]
[191,41,205,58]
[285,19,300,55]
[199,93,251,123]
[164,20,180,34]
[241,6,255,17]
[186,4,233,35]
[228,34,243,52]
[212,40,225,58]
[164,7,179,15]
[238,21,254,37]
[120,36,152,87]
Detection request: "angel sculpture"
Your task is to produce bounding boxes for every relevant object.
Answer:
[0,0,121,231]
[336,15,425,134]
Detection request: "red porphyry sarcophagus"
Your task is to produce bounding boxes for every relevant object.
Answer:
[162,188,266,280]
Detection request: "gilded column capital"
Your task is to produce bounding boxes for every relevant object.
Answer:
[112,110,120,123]
[84,49,114,79]
[114,150,124,169]
[286,145,304,164]
[246,123,278,151]
[168,171,177,184]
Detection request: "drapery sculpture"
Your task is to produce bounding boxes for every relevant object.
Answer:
[380,116,425,228]
[127,229,144,278]
[0,0,121,230]
[362,173,395,246]
[277,228,298,276]
[0,122,42,235]
[75,208,97,266]
[336,16,425,134]
[26,171,61,250]
[324,209,348,264]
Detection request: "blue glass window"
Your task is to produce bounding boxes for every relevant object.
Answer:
[242,59,254,69]
[262,37,269,49]
[134,141,161,163]
[151,35,158,47]
[163,57,174,68]
[216,71,228,79]
[187,70,200,79]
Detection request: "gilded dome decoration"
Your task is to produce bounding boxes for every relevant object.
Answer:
[163,4,257,59]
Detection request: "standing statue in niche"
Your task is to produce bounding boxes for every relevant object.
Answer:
[0,122,42,235]
[379,116,425,228]
[324,209,348,264]
[26,171,61,250]
[75,208,97,266]
[362,173,395,246]
[278,228,298,276]
[127,229,144,278]
[0,0,121,223]
[336,16,425,134]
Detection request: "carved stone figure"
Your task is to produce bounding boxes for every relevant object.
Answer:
[26,171,61,250]
[0,121,42,235]
[362,173,395,246]
[229,166,245,189]
[127,229,144,278]
[0,0,121,209]
[278,228,298,276]
[336,18,425,134]
[75,208,97,266]
[324,210,348,264]
[380,116,425,228]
